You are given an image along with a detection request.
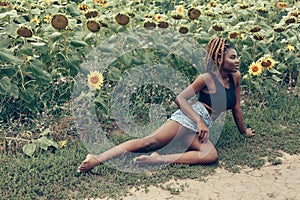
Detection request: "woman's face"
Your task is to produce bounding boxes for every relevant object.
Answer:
[221,48,239,73]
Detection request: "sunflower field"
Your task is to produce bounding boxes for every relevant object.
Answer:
[0,0,299,199]
[0,0,299,161]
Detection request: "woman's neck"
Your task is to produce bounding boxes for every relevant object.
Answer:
[213,69,229,80]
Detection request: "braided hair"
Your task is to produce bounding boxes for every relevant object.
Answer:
[205,38,232,72]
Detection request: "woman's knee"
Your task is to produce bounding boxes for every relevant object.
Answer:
[197,146,218,164]
[207,148,218,163]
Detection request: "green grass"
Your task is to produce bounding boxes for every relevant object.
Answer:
[0,91,299,199]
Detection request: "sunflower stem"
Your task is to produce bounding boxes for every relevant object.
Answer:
[253,40,257,60]
[18,65,25,90]
[5,136,31,143]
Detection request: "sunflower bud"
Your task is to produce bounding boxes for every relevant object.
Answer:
[51,14,68,30]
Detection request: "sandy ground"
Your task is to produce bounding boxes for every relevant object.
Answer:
[121,151,300,200]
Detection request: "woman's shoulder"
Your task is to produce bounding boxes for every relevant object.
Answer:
[231,70,242,86]
[198,72,214,79]
[195,72,214,83]
[231,70,241,79]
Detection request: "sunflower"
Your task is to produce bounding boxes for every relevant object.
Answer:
[277,2,288,9]
[84,10,99,19]
[143,21,156,30]
[285,16,296,24]
[158,21,169,29]
[179,26,188,34]
[256,7,268,14]
[154,14,163,21]
[274,25,285,33]
[287,44,295,52]
[0,2,11,8]
[17,26,33,38]
[208,1,218,9]
[253,34,264,41]
[239,4,250,9]
[88,71,104,90]
[260,56,276,70]
[102,1,109,7]
[51,14,68,30]
[86,20,101,32]
[188,8,201,20]
[228,31,239,39]
[115,13,130,26]
[212,24,223,31]
[250,26,261,33]
[248,62,263,76]
[78,4,88,11]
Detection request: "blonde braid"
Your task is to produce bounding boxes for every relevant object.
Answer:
[217,38,226,68]
[205,38,220,71]
[205,38,227,72]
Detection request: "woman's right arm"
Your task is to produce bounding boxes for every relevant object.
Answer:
[174,73,210,141]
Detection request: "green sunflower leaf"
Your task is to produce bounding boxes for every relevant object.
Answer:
[0,50,22,64]
[22,143,37,157]
[70,40,88,47]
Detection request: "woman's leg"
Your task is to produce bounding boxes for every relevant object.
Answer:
[134,133,218,165]
[79,120,188,172]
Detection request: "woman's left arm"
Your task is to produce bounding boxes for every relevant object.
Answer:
[231,71,255,137]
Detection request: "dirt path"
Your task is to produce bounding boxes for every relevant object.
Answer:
[121,152,300,200]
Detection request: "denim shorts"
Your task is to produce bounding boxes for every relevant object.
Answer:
[169,102,212,132]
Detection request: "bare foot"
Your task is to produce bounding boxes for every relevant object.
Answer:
[133,152,166,166]
[78,154,101,173]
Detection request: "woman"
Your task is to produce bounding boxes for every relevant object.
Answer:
[78,38,255,173]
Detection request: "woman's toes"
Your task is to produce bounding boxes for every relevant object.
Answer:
[78,154,100,172]
[133,152,164,165]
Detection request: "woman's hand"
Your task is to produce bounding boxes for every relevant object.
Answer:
[197,120,209,143]
[245,128,255,137]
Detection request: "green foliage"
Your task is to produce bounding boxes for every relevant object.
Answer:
[0,0,299,121]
